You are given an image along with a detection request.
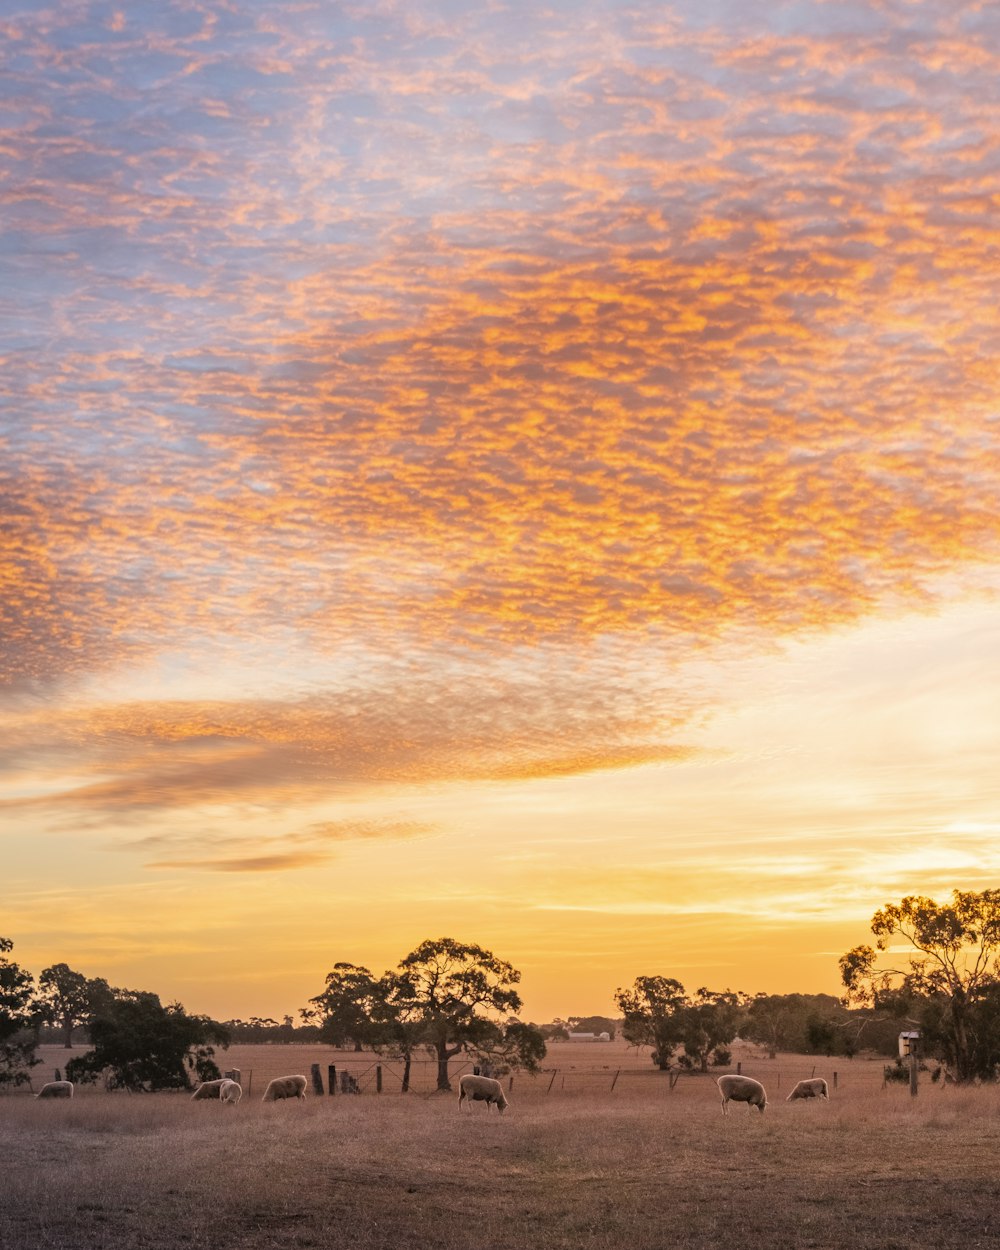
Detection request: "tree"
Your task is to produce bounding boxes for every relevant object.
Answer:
[840,889,1000,1083]
[615,976,687,1069]
[674,988,747,1072]
[395,938,525,1090]
[617,977,747,1072]
[306,962,381,1051]
[37,963,100,1048]
[366,971,428,1093]
[66,989,230,1091]
[0,937,38,1088]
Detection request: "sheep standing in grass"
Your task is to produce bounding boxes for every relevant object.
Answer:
[262,1074,308,1102]
[458,1074,508,1114]
[191,1078,229,1101]
[786,1077,829,1101]
[219,1078,242,1105]
[717,1074,767,1115]
[35,1080,74,1099]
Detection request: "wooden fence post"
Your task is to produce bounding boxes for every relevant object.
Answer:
[310,1064,324,1096]
[246,1070,252,1098]
[610,1069,621,1092]
[833,1072,838,1090]
[376,1065,382,1094]
[546,1070,558,1093]
[508,1075,514,1093]
[328,1065,336,1095]
[736,1061,742,1074]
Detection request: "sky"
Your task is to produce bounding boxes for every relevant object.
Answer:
[2,0,1000,1025]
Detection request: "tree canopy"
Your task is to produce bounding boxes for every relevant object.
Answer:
[841,889,1000,1083]
[616,977,746,1071]
[308,937,545,1090]
[66,988,230,1092]
[0,937,38,1088]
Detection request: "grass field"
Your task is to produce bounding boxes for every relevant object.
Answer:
[5,1042,1000,1249]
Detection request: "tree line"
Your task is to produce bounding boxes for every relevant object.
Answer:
[5,889,1000,1091]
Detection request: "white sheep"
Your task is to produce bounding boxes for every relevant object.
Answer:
[191,1077,229,1101]
[458,1073,509,1114]
[717,1074,767,1115]
[262,1074,308,1102]
[786,1077,829,1101]
[219,1078,243,1105]
[35,1080,74,1099]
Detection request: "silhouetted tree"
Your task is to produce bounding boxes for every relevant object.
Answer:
[841,889,1000,1083]
[66,989,230,1091]
[0,937,38,1088]
[36,963,110,1048]
[306,962,380,1051]
[396,938,525,1091]
[616,976,687,1069]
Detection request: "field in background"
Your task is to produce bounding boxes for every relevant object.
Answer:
[5,1042,999,1249]
[23,1035,895,1105]
[22,1036,895,1100]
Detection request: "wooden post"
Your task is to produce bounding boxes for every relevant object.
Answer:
[376,1065,383,1094]
[909,1050,918,1098]
[546,1070,558,1093]
[833,1072,838,1090]
[310,1064,324,1096]
[328,1065,336,1095]
[610,1069,620,1092]
[811,1064,816,1078]
[508,1075,514,1093]
[246,1070,252,1098]
[54,1068,62,1082]
[669,1071,680,1090]
[736,1061,742,1074]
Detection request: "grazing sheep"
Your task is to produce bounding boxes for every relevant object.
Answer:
[786,1077,829,1102]
[717,1074,767,1115]
[262,1074,308,1102]
[191,1078,229,1101]
[35,1080,74,1099]
[219,1078,242,1105]
[458,1074,509,1114]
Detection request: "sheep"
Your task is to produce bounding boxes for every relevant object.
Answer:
[262,1074,308,1102]
[219,1078,242,1105]
[191,1077,229,1101]
[717,1074,767,1115]
[786,1077,829,1101]
[458,1074,509,1114]
[35,1080,74,1099]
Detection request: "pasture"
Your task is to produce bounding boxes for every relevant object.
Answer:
[5,1043,1000,1249]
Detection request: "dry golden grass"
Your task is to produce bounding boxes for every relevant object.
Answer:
[5,1045,1000,1249]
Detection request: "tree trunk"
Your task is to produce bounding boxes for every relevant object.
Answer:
[63,1018,74,1048]
[951,996,973,1082]
[436,1042,453,1091]
[401,1054,411,1094]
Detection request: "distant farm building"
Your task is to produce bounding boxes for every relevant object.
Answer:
[567,1031,612,1042]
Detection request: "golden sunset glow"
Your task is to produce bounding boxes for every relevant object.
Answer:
[3,1,1000,1021]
